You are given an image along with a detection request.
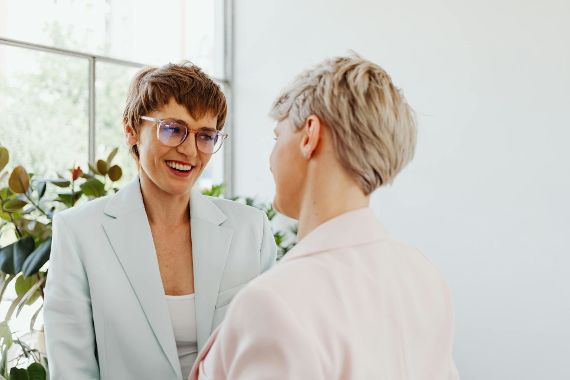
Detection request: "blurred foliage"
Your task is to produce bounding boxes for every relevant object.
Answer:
[0,146,123,378]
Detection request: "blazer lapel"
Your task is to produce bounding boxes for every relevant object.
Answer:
[190,189,233,350]
[101,179,181,379]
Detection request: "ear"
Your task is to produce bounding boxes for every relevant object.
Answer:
[124,124,138,145]
[299,115,322,160]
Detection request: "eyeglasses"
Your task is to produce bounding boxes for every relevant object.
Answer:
[140,116,228,154]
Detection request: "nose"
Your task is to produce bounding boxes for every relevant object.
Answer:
[176,131,199,159]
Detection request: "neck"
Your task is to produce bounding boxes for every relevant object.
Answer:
[296,166,369,241]
[139,174,190,227]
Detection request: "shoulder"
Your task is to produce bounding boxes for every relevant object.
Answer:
[223,278,295,331]
[228,262,303,316]
[208,196,265,217]
[377,238,447,279]
[207,196,266,224]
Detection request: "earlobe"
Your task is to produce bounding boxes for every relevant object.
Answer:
[299,134,311,159]
[301,115,321,160]
[124,125,138,145]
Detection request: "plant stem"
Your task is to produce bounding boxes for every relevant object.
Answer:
[7,213,22,239]
[0,193,23,238]
[71,177,75,206]
[24,192,47,216]
[36,273,45,299]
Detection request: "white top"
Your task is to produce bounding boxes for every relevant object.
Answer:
[166,294,198,379]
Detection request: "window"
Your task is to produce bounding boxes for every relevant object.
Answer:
[0,0,229,187]
[0,0,231,348]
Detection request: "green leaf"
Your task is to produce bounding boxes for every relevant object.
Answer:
[265,206,276,221]
[0,147,8,173]
[2,200,28,212]
[8,167,30,194]
[273,232,284,246]
[96,160,108,175]
[80,178,105,197]
[9,367,28,380]
[0,237,35,275]
[15,275,37,298]
[14,273,45,312]
[0,188,12,199]
[56,193,81,207]
[107,165,122,182]
[26,363,46,380]
[201,184,225,198]
[0,210,12,222]
[106,147,118,165]
[49,179,70,188]
[37,181,47,199]
[0,321,12,350]
[21,238,51,277]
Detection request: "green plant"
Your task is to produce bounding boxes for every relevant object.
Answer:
[201,185,297,259]
[0,146,123,378]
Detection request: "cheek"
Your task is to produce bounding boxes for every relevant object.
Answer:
[270,142,288,179]
[137,133,168,166]
[269,145,278,172]
[272,141,302,186]
[197,152,211,169]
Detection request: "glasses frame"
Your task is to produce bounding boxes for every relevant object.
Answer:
[140,115,229,154]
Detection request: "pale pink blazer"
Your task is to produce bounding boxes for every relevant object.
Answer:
[190,208,459,379]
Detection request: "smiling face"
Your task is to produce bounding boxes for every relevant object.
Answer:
[269,118,307,219]
[126,97,217,197]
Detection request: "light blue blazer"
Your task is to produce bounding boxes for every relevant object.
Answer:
[44,178,277,380]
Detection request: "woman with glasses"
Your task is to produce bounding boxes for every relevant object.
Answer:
[44,62,276,380]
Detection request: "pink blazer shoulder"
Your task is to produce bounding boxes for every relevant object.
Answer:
[190,208,459,379]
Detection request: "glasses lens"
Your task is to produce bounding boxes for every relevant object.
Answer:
[196,130,221,154]
[157,120,187,147]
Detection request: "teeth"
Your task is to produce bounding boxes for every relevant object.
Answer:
[166,161,192,171]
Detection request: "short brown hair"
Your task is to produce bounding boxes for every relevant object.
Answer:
[269,54,416,195]
[123,62,227,155]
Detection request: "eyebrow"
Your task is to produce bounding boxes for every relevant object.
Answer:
[198,126,218,132]
[164,118,217,132]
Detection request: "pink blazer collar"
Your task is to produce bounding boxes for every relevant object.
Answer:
[281,207,389,263]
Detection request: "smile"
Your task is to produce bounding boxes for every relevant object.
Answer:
[166,160,193,172]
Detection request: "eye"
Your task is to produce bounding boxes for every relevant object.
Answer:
[165,126,181,133]
[198,131,218,142]
[161,121,185,135]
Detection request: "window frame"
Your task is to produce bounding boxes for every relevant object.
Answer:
[0,0,234,194]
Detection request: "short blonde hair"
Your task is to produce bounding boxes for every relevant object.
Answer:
[269,54,417,195]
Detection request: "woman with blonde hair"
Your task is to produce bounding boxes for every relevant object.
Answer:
[190,55,459,379]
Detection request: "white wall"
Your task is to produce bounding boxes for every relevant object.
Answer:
[232,0,570,378]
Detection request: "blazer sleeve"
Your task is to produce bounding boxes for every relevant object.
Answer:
[44,213,100,379]
[258,211,277,274]
[194,285,324,380]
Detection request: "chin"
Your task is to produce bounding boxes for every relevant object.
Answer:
[273,194,298,220]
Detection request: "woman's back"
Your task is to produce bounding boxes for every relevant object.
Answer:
[196,208,459,379]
